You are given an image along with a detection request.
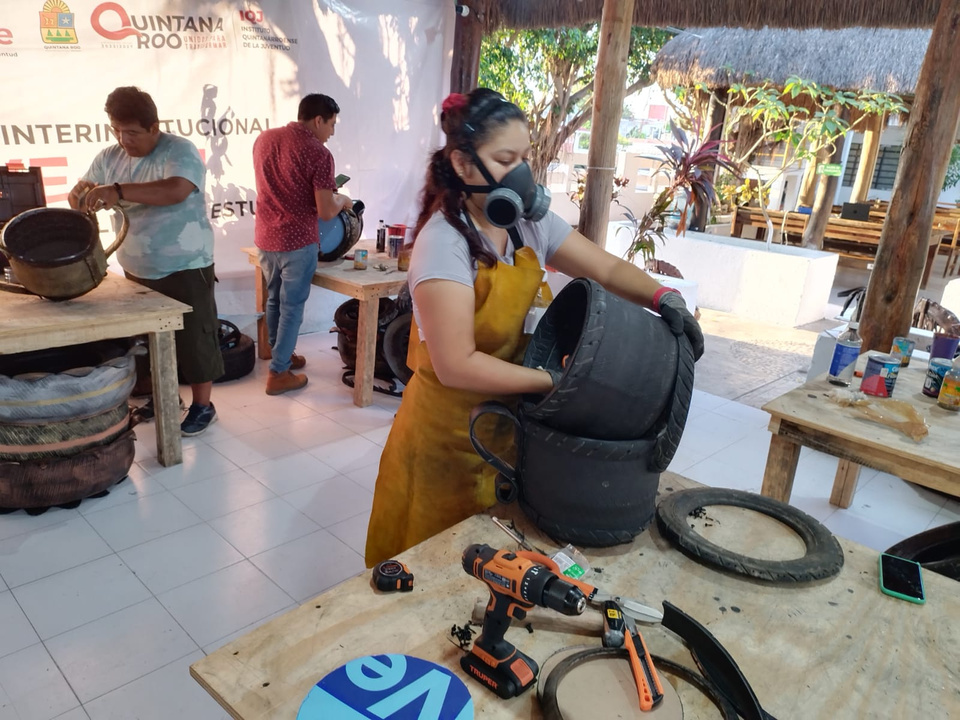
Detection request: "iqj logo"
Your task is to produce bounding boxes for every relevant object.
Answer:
[297,655,473,720]
[238,6,264,24]
[39,0,78,44]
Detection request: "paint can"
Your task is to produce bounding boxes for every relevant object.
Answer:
[859,352,899,397]
[353,249,368,270]
[923,358,953,398]
[890,336,916,367]
[938,365,960,411]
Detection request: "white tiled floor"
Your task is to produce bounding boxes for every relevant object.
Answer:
[0,332,956,718]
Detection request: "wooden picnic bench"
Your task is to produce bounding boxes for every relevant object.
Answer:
[731,207,946,289]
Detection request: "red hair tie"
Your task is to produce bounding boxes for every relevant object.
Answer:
[442,93,469,114]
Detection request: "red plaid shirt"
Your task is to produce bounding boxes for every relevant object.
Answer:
[253,122,337,252]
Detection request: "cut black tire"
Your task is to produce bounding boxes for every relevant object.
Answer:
[383,312,413,386]
[215,330,255,383]
[885,522,960,582]
[649,333,695,472]
[656,488,844,583]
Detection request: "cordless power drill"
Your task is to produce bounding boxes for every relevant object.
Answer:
[461,543,586,699]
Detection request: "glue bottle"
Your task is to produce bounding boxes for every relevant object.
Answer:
[376,219,386,253]
[828,325,862,386]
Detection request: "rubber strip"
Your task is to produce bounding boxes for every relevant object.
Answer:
[540,648,737,720]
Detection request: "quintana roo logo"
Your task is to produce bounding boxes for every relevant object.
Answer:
[40,0,78,44]
[90,2,141,41]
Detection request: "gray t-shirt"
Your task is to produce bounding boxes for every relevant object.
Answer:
[407,210,572,337]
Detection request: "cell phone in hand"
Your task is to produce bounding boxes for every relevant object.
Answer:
[879,553,925,604]
[335,174,350,188]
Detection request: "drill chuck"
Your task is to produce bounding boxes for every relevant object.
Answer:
[541,574,587,616]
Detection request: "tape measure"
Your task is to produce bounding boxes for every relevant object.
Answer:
[373,559,414,592]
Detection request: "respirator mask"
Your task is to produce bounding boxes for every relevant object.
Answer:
[461,151,551,229]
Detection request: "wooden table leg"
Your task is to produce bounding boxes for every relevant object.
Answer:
[149,330,183,467]
[254,261,272,360]
[760,432,802,503]
[353,296,378,407]
[829,459,862,508]
[921,239,937,290]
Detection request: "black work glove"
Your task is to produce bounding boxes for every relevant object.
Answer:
[658,291,705,361]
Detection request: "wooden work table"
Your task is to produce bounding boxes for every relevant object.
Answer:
[0,272,189,465]
[244,242,407,407]
[761,361,960,509]
[191,473,960,719]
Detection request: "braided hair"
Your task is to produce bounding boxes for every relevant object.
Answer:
[412,88,528,267]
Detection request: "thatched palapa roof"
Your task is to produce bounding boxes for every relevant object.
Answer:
[476,1,940,33]
[652,27,931,96]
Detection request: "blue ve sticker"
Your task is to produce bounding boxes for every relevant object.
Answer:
[297,654,474,720]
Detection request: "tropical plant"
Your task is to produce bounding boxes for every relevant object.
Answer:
[671,75,907,249]
[479,25,670,182]
[568,173,629,209]
[618,121,739,263]
[943,144,960,191]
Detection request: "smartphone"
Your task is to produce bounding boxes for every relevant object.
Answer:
[335,173,350,188]
[878,553,925,604]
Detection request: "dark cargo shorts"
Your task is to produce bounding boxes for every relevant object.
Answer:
[126,265,225,384]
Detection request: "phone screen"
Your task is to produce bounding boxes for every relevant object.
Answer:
[335,174,350,188]
[880,554,924,600]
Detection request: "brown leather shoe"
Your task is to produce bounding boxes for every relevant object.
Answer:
[266,370,308,396]
[290,353,306,370]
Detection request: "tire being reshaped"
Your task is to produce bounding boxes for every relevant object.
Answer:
[522,278,679,440]
[656,487,844,583]
[0,402,130,460]
[516,412,661,547]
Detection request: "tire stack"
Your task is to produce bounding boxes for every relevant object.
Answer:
[471,278,695,547]
[0,340,137,513]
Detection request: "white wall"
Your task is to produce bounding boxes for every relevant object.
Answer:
[1,0,454,332]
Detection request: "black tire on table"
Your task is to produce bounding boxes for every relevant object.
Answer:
[655,487,845,583]
[649,333,695,473]
[0,402,130,461]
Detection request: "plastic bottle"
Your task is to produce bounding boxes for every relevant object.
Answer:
[376,219,386,253]
[937,359,960,411]
[827,325,862,386]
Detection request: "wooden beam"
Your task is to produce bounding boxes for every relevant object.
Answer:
[450,11,483,94]
[802,109,849,249]
[860,0,960,352]
[850,113,885,204]
[577,0,635,247]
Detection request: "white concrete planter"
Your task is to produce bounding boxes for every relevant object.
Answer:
[605,223,839,327]
[655,230,838,327]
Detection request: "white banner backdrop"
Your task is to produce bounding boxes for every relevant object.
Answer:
[0,0,453,326]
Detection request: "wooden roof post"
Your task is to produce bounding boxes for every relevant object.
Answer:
[450,9,482,94]
[850,113,885,204]
[859,0,960,352]
[577,0,636,247]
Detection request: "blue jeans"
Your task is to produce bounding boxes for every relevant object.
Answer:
[258,243,317,373]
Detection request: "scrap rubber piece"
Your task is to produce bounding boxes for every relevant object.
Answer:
[656,488,844,583]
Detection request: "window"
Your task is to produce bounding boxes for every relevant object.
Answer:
[842,143,862,187]
[872,145,902,190]
[839,143,902,191]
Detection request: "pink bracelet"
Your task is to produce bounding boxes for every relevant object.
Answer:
[652,286,681,313]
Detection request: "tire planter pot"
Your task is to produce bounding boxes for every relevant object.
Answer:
[0,401,130,461]
[522,278,682,441]
[470,402,661,547]
[0,343,138,423]
[0,428,135,510]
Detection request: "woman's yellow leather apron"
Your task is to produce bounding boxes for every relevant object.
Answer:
[365,245,546,567]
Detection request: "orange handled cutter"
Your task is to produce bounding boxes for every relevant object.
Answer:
[621,606,664,711]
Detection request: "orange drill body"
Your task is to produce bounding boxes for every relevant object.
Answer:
[461,543,586,699]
